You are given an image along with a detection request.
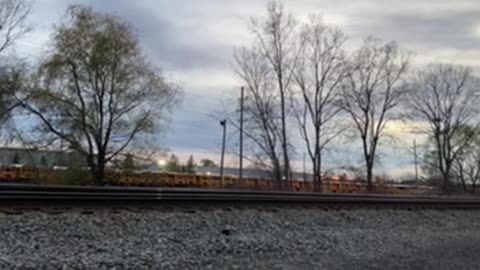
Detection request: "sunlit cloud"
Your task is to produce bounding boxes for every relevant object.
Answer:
[383,121,428,144]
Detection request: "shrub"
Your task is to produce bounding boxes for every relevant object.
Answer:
[61,167,93,186]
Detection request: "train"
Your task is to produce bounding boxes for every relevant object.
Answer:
[0,164,436,195]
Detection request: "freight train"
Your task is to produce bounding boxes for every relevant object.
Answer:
[0,165,435,194]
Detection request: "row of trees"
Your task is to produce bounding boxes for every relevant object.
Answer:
[0,0,478,193]
[231,2,480,192]
[164,154,196,173]
[0,2,181,184]
[163,155,217,173]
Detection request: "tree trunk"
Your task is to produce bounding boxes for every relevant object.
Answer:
[460,177,468,193]
[312,154,322,192]
[313,169,319,192]
[442,167,450,193]
[278,62,289,188]
[366,161,373,192]
[280,92,290,188]
[273,159,282,190]
[85,154,99,185]
[318,153,322,192]
[92,152,106,186]
[93,166,105,186]
[456,161,467,193]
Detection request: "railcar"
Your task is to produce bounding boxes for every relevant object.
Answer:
[0,165,433,194]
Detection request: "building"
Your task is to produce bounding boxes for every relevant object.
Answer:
[0,147,85,167]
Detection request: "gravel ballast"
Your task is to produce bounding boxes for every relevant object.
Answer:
[0,208,479,270]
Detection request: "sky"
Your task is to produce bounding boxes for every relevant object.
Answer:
[11,0,480,177]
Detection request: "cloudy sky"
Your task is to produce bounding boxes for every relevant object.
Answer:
[13,0,480,176]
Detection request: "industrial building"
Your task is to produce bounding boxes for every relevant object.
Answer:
[0,147,85,167]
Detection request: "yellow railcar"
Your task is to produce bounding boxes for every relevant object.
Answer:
[0,165,435,195]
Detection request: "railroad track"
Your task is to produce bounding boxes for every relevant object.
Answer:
[0,183,479,209]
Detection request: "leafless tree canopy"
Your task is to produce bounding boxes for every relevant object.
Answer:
[22,6,181,184]
[452,127,480,194]
[0,0,30,53]
[235,3,411,191]
[249,2,299,183]
[405,64,480,191]
[291,16,348,191]
[0,65,23,130]
[0,0,30,133]
[338,37,408,190]
[233,46,283,184]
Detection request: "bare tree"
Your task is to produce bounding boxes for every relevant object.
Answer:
[0,0,30,131]
[452,128,480,194]
[0,65,23,129]
[233,46,283,186]
[249,1,299,183]
[405,64,480,192]
[22,6,180,184]
[0,0,30,54]
[291,16,348,191]
[338,37,408,191]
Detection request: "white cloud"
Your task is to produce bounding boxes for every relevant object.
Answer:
[413,48,480,66]
[387,166,418,178]
[383,120,428,145]
[170,69,238,94]
[473,23,480,38]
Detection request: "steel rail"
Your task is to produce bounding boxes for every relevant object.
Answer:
[0,183,478,208]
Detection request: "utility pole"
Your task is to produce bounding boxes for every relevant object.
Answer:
[239,86,244,181]
[220,119,227,187]
[413,138,418,186]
